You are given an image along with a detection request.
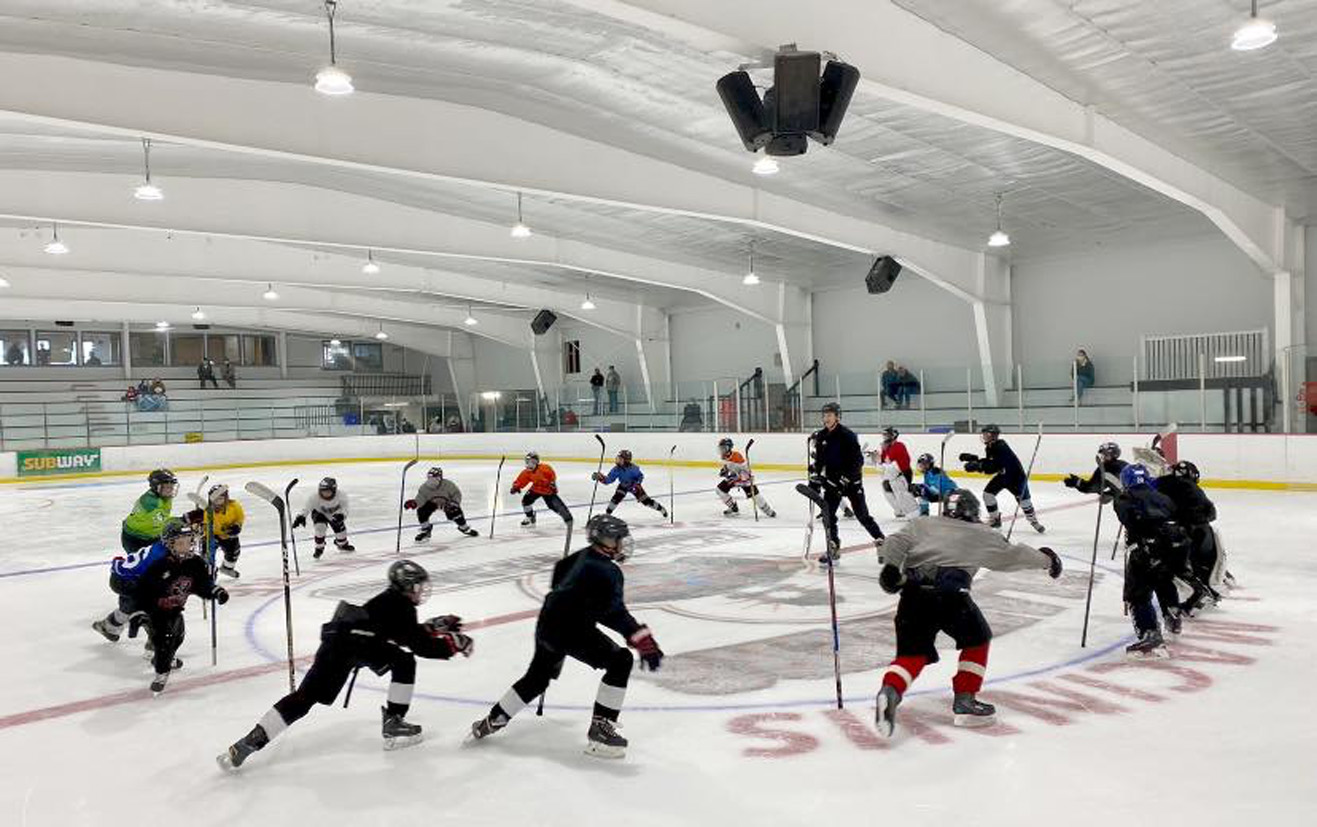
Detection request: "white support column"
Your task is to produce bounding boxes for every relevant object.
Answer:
[528,331,546,411]
[120,320,132,380]
[277,330,289,379]
[1275,269,1295,434]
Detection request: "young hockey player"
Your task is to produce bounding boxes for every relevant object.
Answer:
[716,438,775,518]
[511,452,573,527]
[128,518,229,693]
[469,515,662,759]
[188,484,246,578]
[93,516,185,646]
[1112,464,1191,657]
[959,424,1044,533]
[218,560,473,770]
[911,453,957,516]
[593,450,669,519]
[874,489,1061,737]
[1062,441,1127,500]
[121,468,180,553]
[404,467,479,542]
[292,477,354,558]
[871,427,918,518]
[1154,461,1223,613]
[807,402,884,563]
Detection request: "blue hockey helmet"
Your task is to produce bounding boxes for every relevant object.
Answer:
[1120,463,1153,490]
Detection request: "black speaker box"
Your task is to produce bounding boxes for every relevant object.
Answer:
[865,257,902,294]
[716,70,772,152]
[813,60,860,145]
[531,309,558,335]
[772,51,820,134]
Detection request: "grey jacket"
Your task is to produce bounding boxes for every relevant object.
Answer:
[881,516,1050,585]
[416,477,462,508]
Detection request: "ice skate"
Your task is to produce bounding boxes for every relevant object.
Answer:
[468,712,508,741]
[150,671,170,695]
[986,513,1002,529]
[381,707,423,750]
[414,524,433,543]
[217,725,269,772]
[875,685,901,738]
[521,514,536,527]
[816,540,841,566]
[761,504,776,518]
[1162,607,1183,636]
[313,541,326,560]
[1126,628,1169,659]
[585,716,627,759]
[842,506,855,520]
[952,692,996,728]
[1027,516,1045,533]
[334,538,355,553]
[92,618,121,643]
[219,560,240,578]
[656,504,669,519]
[457,525,479,537]
[723,501,740,517]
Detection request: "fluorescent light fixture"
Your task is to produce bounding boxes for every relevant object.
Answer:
[191,307,206,320]
[752,156,780,176]
[581,295,596,310]
[480,391,502,401]
[362,250,381,275]
[510,192,532,239]
[44,223,69,255]
[314,2,354,95]
[1214,355,1247,363]
[262,284,280,301]
[155,320,171,330]
[1232,1,1278,51]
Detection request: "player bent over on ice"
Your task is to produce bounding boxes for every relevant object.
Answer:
[873,489,1061,737]
[219,560,472,771]
[716,438,775,517]
[405,466,479,542]
[593,450,669,519]
[469,514,663,759]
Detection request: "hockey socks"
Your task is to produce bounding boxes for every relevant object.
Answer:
[881,655,928,694]
[593,681,627,723]
[952,644,989,695]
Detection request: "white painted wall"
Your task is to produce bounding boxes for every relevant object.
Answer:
[470,337,536,393]
[1012,233,1272,386]
[669,305,778,390]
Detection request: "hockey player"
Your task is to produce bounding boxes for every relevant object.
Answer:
[188,484,246,578]
[874,489,1061,737]
[469,515,662,759]
[911,453,957,516]
[1155,461,1223,612]
[218,560,473,770]
[93,516,185,646]
[872,427,917,518]
[292,477,354,558]
[404,467,479,542]
[808,402,884,563]
[592,450,669,519]
[1063,442,1127,500]
[126,519,229,693]
[511,452,573,528]
[959,424,1044,533]
[1113,464,1191,657]
[716,438,775,518]
[121,468,180,553]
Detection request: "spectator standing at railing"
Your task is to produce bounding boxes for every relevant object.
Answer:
[222,358,236,389]
[590,368,605,415]
[197,358,219,389]
[880,361,899,409]
[896,366,920,409]
[1074,349,1095,403]
[606,366,622,414]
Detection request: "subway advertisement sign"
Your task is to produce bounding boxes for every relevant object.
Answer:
[17,448,102,477]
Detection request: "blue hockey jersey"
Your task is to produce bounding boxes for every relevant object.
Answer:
[602,464,645,490]
[110,541,168,587]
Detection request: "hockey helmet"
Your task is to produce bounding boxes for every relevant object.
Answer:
[427,466,444,481]
[718,438,734,457]
[207,483,230,507]
[616,449,633,465]
[915,453,935,472]
[160,518,196,556]
[881,427,899,443]
[1119,464,1153,490]
[524,452,540,469]
[980,424,1001,444]
[1170,461,1200,483]
[1097,442,1122,463]
[944,489,981,523]
[148,468,179,496]
[318,477,338,498]
[587,514,634,562]
[388,559,432,605]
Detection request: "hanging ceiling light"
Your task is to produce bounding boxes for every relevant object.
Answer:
[1232,0,1278,51]
[44,223,69,255]
[752,156,780,176]
[464,306,479,326]
[0,274,10,288]
[314,1,354,95]
[362,250,381,275]
[510,192,533,239]
[329,338,342,347]
[191,307,206,321]
[155,320,171,330]
[987,193,1010,248]
[580,294,596,310]
[742,245,760,285]
[262,284,280,301]
[374,327,389,341]
[133,137,164,201]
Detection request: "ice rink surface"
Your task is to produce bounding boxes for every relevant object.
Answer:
[3,451,1315,826]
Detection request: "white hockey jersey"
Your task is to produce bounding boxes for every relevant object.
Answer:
[299,489,350,521]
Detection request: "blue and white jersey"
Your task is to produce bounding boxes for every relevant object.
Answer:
[110,541,167,586]
[922,469,958,499]
[603,464,645,490]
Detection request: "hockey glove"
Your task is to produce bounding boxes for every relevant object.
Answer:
[212,586,230,605]
[1039,547,1063,579]
[510,487,521,495]
[185,508,205,525]
[404,499,418,510]
[433,631,474,658]
[958,452,979,463]
[629,627,664,671]
[424,614,463,633]
[879,564,906,594]
[592,472,606,482]
[1063,474,1081,489]
[227,524,242,536]
[291,514,307,529]
[963,460,982,473]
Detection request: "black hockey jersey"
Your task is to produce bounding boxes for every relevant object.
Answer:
[137,554,221,615]
[1076,458,1128,496]
[1113,485,1179,545]
[540,548,641,638]
[1155,476,1216,526]
[810,423,865,483]
[322,589,458,662]
[978,439,1026,485]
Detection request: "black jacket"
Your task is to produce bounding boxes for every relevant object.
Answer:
[810,423,865,484]
[138,554,221,617]
[540,548,640,638]
[322,589,457,664]
[1114,485,1179,546]
[978,439,1025,484]
[1155,476,1216,526]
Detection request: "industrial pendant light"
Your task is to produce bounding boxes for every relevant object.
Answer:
[314,1,355,95]
[1232,0,1278,51]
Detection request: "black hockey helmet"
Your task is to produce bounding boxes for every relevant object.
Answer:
[524,451,540,469]
[388,559,432,605]
[821,401,841,418]
[915,453,935,472]
[1170,461,1200,483]
[148,468,178,495]
[160,518,196,556]
[1097,442,1121,462]
[718,437,734,456]
[207,483,230,506]
[587,514,634,562]
[427,466,443,480]
[944,489,981,523]
[318,477,338,497]
[980,424,1001,443]
[881,426,899,443]
[616,449,633,465]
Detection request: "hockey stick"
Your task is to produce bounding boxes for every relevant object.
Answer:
[1109,525,1125,561]
[744,438,760,522]
[396,459,419,555]
[586,434,607,522]
[1080,460,1104,648]
[825,553,844,709]
[1004,423,1045,542]
[937,431,955,516]
[284,479,300,577]
[187,490,218,665]
[802,435,817,565]
[668,444,677,525]
[489,456,507,539]
[244,481,296,692]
